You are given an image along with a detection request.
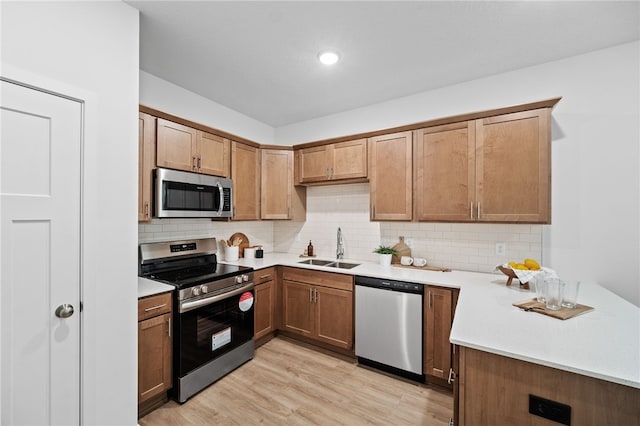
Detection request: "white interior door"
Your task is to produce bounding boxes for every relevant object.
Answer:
[1,80,82,425]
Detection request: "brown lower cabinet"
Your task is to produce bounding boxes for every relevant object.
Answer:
[138,292,172,418]
[281,267,353,351]
[455,346,640,426]
[254,267,277,343]
[424,286,458,380]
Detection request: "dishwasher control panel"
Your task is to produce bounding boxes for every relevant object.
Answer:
[354,276,424,294]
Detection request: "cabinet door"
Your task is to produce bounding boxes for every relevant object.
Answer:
[156,118,197,172]
[331,139,367,180]
[475,108,551,223]
[425,287,453,379]
[261,149,292,219]
[299,145,330,183]
[254,280,275,340]
[138,312,172,404]
[414,122,475,222]
[282,280,314,337]
[138,112,156,222]
[368,131,413,220]
[197,130,229,177]
[231,141,260,220]
[315,286,353,350]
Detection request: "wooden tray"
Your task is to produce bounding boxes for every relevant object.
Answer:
[392,264,452,272]
[512,299,594,320]
[229,232,250,258]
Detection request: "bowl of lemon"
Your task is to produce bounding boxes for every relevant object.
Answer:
[497,258,541,289]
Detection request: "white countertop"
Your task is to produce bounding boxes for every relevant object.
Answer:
[138,276,174,298]
[222,252,640,389]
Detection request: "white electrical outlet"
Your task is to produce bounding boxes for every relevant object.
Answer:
[495,242,506,256]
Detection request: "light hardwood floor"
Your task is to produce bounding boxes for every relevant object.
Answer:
[140,337,453,425]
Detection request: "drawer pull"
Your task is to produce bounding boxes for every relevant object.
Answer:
[259,274,271,279]
[144,303,167,312]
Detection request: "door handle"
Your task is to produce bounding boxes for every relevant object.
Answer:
[55,304,74,318]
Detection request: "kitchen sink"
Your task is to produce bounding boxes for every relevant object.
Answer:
[298,259,335,266]
[326,261,360,269]
[297,259,360,269]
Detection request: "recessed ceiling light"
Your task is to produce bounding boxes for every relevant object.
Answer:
[318,51,340,66]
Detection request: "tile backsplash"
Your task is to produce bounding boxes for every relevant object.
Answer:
[139,183,541,273]
[274,183,542,273]
[138,218,275,253]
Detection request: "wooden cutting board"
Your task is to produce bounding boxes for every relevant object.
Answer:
[512,299,594,320]
[392,264,452,272]
[229,232,250,257]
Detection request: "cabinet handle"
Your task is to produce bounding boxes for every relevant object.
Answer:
[448,418,454,426]
[259,274,271,279]
[470,201,473,219]
[144,303,167,312]
[309,288,313,302]
[198,156,202,170]
[144,202,149,218]
[314,288,318,303]
[192,156,197,171]
[167,316,171,338]
[329,167,333,179]
[477,202,481,219]
[447,367,456,384]
[429,291,433,309]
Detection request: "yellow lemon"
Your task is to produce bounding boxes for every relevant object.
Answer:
[524,258,540,270]
[508,261,518,268]
[514,263,529,270]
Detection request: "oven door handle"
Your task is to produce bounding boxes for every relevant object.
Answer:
[179,282,254,313]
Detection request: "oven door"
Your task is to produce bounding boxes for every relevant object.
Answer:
[176,284,254,377]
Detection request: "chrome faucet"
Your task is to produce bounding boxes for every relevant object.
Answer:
[336,227,345,260]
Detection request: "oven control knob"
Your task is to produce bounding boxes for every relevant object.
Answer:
[200,285,208,294]
[235,275,243,284]
[191,287,200,296]
[241,274,249,282]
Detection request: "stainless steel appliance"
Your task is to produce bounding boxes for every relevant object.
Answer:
[354,275,424,381]
[139,238,254,403]
[154,167,233,218]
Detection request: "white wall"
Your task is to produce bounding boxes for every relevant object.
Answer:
[276,42,640,306]
[140,71,276,144]
[2,2,139,425]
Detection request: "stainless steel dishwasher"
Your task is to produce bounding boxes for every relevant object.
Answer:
[355,275,424,381]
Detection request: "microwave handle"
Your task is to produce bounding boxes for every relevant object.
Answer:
[217,182,224,217]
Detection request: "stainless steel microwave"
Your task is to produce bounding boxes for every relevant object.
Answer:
[154,168,233,218]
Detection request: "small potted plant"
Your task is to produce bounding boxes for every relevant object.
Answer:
[373,245,397,266]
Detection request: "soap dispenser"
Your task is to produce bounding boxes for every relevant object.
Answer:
[307,240,314,257]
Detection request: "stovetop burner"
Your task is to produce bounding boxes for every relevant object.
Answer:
[139,237,253,290]
[149,263,252,289]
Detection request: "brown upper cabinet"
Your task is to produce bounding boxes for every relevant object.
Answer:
[261,148,306,220]
[414,108,551,223]
[138,112,156,223]
[368,131,413,221]
[156,118,230,177]
[231,141,261,221]
[297,139,367,184]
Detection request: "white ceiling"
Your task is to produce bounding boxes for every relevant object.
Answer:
[127,1,639,127]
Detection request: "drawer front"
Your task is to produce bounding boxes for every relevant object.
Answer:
[254,267,276,285]
[282,267,352,292]
[138,292,172,321]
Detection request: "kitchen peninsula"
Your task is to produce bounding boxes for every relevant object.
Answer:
[213,253,640,425]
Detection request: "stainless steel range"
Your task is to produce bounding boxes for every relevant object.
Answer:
[139,238,254,403]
